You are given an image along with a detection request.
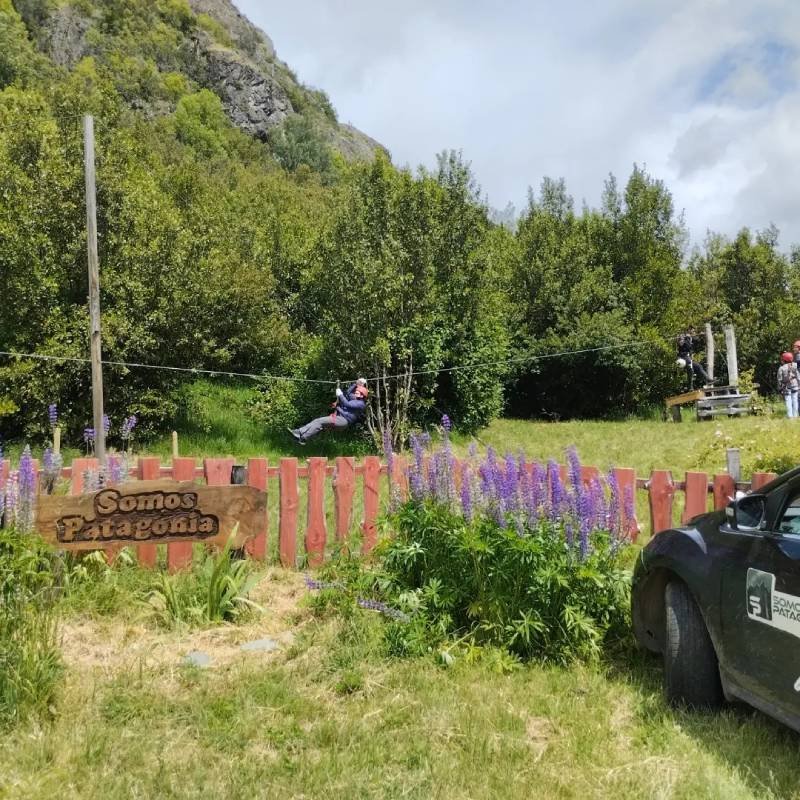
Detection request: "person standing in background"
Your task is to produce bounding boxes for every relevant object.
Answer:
[778,352,799,418]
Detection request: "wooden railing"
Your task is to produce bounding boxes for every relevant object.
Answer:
[0,456,779,571]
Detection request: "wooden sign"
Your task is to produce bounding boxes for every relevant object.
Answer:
[36,480,266,551]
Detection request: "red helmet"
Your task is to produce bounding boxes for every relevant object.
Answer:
[782,352,794,363]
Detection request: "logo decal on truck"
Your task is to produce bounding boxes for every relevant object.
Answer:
[747,568,800,637]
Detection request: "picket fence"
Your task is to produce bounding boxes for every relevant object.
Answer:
[0,455,779,572]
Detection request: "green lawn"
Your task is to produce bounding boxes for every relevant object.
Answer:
[1,568,799,800]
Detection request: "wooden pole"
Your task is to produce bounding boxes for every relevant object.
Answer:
[724,324,739,389]
[705,323,714,381]
[726,448,741,481]
[53,426,61,456]
[171,431,179,459]
[84,115,106,467]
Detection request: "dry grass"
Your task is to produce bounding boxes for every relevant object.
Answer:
[2,567,800,799]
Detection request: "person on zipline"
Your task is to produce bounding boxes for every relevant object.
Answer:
[676,326,712,390]
[288,378,369,445]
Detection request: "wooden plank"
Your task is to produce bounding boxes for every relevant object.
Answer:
[665,390,704,408]
[36,481,266,550]
[751,472,778,491]
[305,457,327,567]
[167,458,197,572]
[682,471,709,524]
[334,457,355,542]
[391,455,409,503]
[649,470,675,535]
[362,456,380,554]
[279,458,298,567]
[613,467,640,541]
[245,458,268,561]
[204,458,235,487]
[136,457,161,568]
[713,474,736,510]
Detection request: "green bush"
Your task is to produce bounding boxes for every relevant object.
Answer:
[0,527,62,728]
[312,501,630,665]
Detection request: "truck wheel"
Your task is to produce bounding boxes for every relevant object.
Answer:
[664,581,723,708]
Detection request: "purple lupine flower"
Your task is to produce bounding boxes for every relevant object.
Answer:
[41,447,63,495]
[607,470,621,538]
[121,415,138,441]
[503,453,519,512]
[304,574,344,591]
[48,403,58,428]
[84,427,95,443]
[4,471,19,525]
[108,454,126,486]
[357,598,410,623]
[547,460,566,518]
[18,446,36,499]
[460,464,474,521]
[564,520,574,547]
[103,414,111,435]
[426,449,440,500]
[441,414,451,434]
[467,441,478,460]
[566,447,582,495]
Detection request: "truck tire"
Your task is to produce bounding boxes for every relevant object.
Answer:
[664,581,723,708]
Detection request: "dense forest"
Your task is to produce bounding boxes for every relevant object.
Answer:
[2,0,800,447]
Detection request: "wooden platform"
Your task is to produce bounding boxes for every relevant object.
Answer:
[665,385,753,421]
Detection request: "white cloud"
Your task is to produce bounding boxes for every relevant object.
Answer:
[237,0,800,248]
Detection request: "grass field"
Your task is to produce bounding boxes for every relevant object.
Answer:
[5,382,800,799]
[2,567,800,800]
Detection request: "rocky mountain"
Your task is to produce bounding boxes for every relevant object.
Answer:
[19,0,384,162]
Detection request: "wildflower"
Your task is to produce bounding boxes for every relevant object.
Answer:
[17,446,37,532]
[121,415,138,441]
[441,414,451,434]
[103,414,111,436]
[48,403,58,428]
[357,598,410,623]
[4,471,19,526]
[409,433,425,500]
[304,575,344,591]
[42,447,63,495]
[467,441,477,459]
[108,454,127,485]
[460,464,474,521]
[607,470,621,539]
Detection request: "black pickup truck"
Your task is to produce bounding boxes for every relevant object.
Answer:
[632,466,800,731]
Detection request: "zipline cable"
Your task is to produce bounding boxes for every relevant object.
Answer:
[0,335,670,387]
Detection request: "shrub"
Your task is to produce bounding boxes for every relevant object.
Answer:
[0,527,62,728]
[377,502,630,663]
[311,440,632,665]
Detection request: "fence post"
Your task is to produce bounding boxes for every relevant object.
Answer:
[751,472,778,491]
[204,458,235,488]
[333,457,355,542]
[726,448,741,481]
[245,458,268,561]
[137,457,161,568]
[362,456,380,554]
[167,458,197,572]
[682,471,709,524]
[305,457,327,567]
[279,458,298,568]
[649,470,675,535]
[613,467,640,541]
[713,474,736,510]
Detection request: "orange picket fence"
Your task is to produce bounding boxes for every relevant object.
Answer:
[0,455,779,571]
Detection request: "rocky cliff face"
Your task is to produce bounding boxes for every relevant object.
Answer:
[35,0,383,160]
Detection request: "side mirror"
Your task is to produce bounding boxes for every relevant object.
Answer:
[727,494,767,531]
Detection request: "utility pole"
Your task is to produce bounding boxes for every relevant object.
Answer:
[83,115,106,466]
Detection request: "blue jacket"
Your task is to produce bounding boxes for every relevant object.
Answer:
[336,383,366,424]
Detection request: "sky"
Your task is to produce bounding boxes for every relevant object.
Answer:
[238,0,800,249]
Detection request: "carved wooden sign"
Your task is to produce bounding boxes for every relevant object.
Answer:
[36,480,266,550]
